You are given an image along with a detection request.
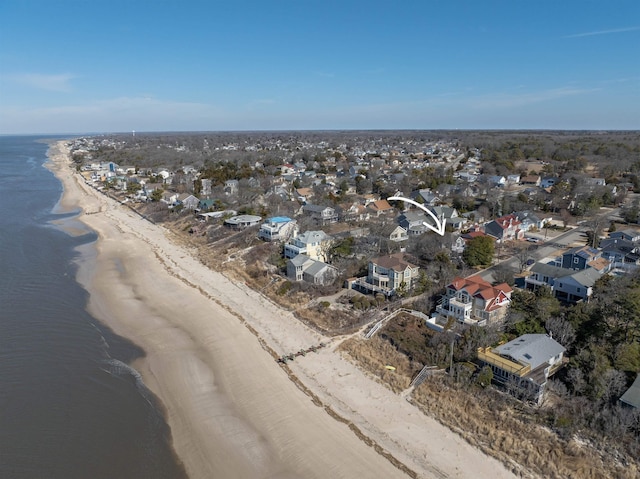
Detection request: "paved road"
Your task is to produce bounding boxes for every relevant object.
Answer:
[477,225,590,283]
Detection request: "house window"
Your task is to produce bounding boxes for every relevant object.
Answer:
[577,288,581,293]
[574,257,579,264]
[558,283,562,287]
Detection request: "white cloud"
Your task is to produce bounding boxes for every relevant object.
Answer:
[8,73,76,92]
[564,26,640,38]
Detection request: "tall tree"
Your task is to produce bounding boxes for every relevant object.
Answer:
[462,236,495,267]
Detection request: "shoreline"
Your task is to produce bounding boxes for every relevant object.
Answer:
[45,140,518,479]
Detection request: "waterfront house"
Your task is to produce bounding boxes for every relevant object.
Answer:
[224,214,262,229]
[350,252,419,297]
[177,193,200,210]
[434,275,512,326]
[284,230,333,261]
[286,254,338,285]
[258,216,297,242]
[477,334,566,403]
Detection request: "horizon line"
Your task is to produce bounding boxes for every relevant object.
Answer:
[3,127,640,137]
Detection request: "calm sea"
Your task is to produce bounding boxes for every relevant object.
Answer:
[0,136,187,479]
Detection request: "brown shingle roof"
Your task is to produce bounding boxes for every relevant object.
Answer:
[372,252,417,271]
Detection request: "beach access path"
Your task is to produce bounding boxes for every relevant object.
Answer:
[48,140,519,479]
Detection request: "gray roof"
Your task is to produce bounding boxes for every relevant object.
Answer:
[399,210,426,222]
[495,334,565,370]
[303,204,332,213]
[289,254,313,267]
[431,206,457,219]
[530,262,574,279]
[297,230,330,243]
[610,229,640,241]
[304,260,331,277]
[620,375,640,409]
[600,238,635,253]
[224,214,262,225]
[564,245,600,260]
[566,268,601,288]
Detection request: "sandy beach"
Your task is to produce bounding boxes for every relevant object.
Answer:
[46,140,518,479]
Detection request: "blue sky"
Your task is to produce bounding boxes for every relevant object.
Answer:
[1,0,638,133]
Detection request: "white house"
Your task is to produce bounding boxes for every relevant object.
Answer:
[258,216,297,242]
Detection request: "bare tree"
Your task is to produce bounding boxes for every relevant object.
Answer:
[545,316,576,348]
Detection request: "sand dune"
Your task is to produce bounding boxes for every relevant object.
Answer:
[47,140,518,479]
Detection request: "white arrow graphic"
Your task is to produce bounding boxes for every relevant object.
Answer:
[387,196,446,236]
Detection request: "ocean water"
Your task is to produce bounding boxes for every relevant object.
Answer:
[0,136,187,479]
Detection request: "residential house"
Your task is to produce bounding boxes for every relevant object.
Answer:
[520,175,542,187]
[296,187,314,203]
[361,194,379,206]
[197,210,236,222]
[525,262,602,303]
[197,198,215,211]
[287,254,338,286]
[387,225,409,243]
[457,171,478,183]
[461,229,492,243]
[599,237,640,266]
[521,188,539,200]
[302,204,339,225]
[224,214,262,229]
[488,175,507,188]
[157,169,172,184]
[258,216,297,242]
[525,263,573,291]
[224,179,239,195]
[284,230,333,261]
[541,177,559,188]
[515,210,551,232]
[451,234,466,254]
[350,252,420,297]
[367,199,394,216]
[484,214,524,242]
[398,210,429,236]
[434,275,513,326]
[200,178,212,197]
[177,193,200,210]
[560,245,611,273]
[507,174,521,185]
[411,189,440,206]
[609,229,640,243]
[477,334,566,403]
[276,164,295,176]
[343,203,370,223]
[554,268,602,303]
[267,184,291,201]
[161,191,179,205]
[431,205,463,230]
[143,182,163,197]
